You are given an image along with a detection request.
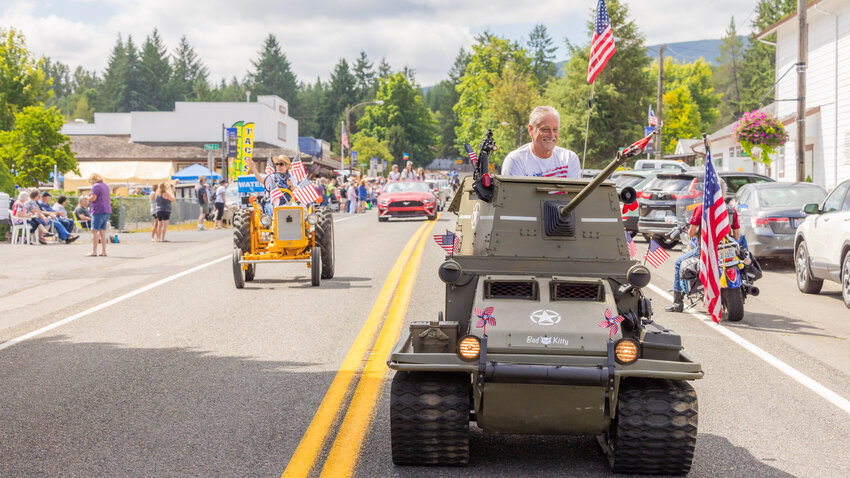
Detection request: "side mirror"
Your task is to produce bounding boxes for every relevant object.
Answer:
[803,203,820,215]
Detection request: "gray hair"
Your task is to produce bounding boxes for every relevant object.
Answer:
[529,106,560,128]
[17,191,28,202]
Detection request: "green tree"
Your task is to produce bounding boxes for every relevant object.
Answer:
[169,35,209,103]
[488,66,540,165]
[98,35,127,111]
[454,34,532,154]
[0,106,77,187]
[377,57,392,80]
[352,50,376,102]
[0,159,13,195]
[297,77,326,138]
[357,72,437,165]
[544,0,653,167]
[649,57,720,135]
[426,47,469,158]
[350,132,393,172]
[320,58,357,143]
[660,86,702,152]
[739,0,796,111]
[120,36,143,111]
[210,76,248,102]
[248,34,299,114]
[714,17,745,126]
[527,24,558,88]
[138,29,172,111]
[0,28,51,130]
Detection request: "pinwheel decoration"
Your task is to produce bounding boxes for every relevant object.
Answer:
[597,308,624,338]
[475,307,496,332]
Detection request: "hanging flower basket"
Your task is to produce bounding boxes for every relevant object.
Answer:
[733,110,787,165]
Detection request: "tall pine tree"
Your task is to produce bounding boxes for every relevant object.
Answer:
[320,58,357,143]
[527,24,558,89]
[714,17,745,126]
[739,0,796,112]
[352,50,375,102]
[169,35,209,103]
[98,35,127,112]
[138,29,172,111]
[247,34,299,114]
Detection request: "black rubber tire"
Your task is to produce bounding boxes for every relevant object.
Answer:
[427,214,437,221]
[795,241,823,294]
[232,248,244,289]
[378,216,389,222]
[244,264,256,282]
[609,378,698,475]
[721,287,745,322]
[842,252,850,308]
[233,208,252,253]
[311,246,321,287]
[315,207,335,279]
[390,372,470,466]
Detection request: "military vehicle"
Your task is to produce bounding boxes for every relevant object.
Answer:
[232,174,334,288]
[387,130,703,475]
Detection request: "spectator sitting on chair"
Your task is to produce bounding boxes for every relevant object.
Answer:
[50,194,76,233]
[39,192,76,236]
[26,190,77,243]
[75,197,92,230]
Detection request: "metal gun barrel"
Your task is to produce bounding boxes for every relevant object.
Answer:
[559,151,633,218]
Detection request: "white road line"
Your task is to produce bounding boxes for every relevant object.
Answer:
[647,283,850,415]
[0,255,230,352]
[333,215,360,223]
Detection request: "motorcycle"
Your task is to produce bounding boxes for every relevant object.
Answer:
[668,197,762,322]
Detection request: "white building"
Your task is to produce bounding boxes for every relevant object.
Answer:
[758,0,849,187]
[61,95,299,191]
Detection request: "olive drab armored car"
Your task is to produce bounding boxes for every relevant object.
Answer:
[387,130,703,475]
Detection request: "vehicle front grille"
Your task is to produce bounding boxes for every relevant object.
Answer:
[484,280,538,300]
[275,207,303,241]
[551,282,603,301]
[389,200,423,207]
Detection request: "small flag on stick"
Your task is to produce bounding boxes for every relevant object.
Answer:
[625,231,637,258]
[464,144,478,166]
[644,239,671,268]
[433,230,460,254]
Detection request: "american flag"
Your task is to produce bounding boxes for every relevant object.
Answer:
[597,308,624,338]
[625,231,637,258]
[464,144,478,166]
[265,160,274,175]
[644,238,670,268]
[648,105,658,127]
[587,0,616,84]
[292,179,322,205]
[341,125,349,150]
[622,130,655,157]
[291,157,307,183]
[699,144,730,322]
[433,230,460,254]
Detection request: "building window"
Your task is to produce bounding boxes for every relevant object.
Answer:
[278,122,287,142]
[714,152,723,167]
[279,104,287,115]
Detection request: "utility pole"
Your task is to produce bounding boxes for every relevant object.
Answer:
[796,0,808,182]
[655,45,665,160]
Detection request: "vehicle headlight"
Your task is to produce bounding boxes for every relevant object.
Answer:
[614,338,640,365]
[260,214,273,227]
[457,335,481,361]
[306,213,319,225]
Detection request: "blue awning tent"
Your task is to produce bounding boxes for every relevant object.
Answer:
[171,163,222,181]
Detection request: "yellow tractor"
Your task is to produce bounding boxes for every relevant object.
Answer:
[231,179,334,288]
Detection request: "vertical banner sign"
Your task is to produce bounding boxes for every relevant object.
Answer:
[351,151,358,167]
[242,122,255,175]
[230,121,244,182]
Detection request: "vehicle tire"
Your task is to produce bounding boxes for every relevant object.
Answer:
[311,246,321,287]
[795,241,823,294]
[315,207,335,279]
[233,208,252,253]
[244,264,256,282]
[232,248,244,289]
[378,216,389,222]
[721,287,745,322]
[842,252,850,308]
[608,378,698,475]
[390,371,470,466]
[427,214,437,221]
[656,235,678,249]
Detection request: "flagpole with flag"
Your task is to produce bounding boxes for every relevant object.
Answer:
[698,134,731,322]
[583,0,616,170]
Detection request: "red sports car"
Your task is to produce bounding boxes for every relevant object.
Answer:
[377,181,438,222]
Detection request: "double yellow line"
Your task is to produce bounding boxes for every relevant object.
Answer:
[283,217,440,478]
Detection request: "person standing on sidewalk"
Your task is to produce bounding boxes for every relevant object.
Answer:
[214,180,227,229]
[196,175,209,231]
[154,182,175,242]
[87,173,111,256]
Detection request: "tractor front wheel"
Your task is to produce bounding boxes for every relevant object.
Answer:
[232,248,244,289]
[311,247,322,286]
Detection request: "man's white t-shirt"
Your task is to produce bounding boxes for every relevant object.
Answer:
[501,143,581,178]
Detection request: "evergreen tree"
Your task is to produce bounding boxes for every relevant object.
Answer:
[428,47,469,158]
[297,77,327,138]
[320,58,357,143]
[170,35,209,103]
[527,24,558,88]
[210,76,248,102]
[714,17,745,126]
[98,35,127,112]
[649,57,720,135]
[352,50,375,102]
[42,58,71,100]
[739,0,796,112]
[377,57,392,80]
[138,29,172,110]
[544,0,653,167]
[120,36,143,112]
[247,34,299,114]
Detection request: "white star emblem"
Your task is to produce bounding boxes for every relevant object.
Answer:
[530,310,561,326]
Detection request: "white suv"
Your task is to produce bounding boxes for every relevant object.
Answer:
[794,179,850,307]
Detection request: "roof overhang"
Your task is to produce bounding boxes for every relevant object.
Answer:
[757,0,829,40]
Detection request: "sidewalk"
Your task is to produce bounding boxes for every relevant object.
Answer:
[0,228,232,342]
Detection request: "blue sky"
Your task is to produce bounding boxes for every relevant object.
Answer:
[1,0,759,86]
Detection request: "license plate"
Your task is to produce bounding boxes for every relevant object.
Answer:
[790,218,801,228]
[719,247,737,261]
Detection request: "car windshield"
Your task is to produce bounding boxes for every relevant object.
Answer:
[757,186,826,208]
[614,174,645,189]
[645,176,695,193]
[384,181,431,193]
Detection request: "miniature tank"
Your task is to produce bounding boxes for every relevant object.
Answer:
[387,130,703,475]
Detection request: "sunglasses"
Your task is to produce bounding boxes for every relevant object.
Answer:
[275,162,288,167]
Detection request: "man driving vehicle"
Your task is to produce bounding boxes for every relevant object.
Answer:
[501,105,581,179]
[667,178,741,312]
[252,155,294,214]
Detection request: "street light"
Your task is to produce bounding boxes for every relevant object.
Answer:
[342,100,384,176]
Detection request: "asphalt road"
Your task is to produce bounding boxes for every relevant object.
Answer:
[1,212,849,477]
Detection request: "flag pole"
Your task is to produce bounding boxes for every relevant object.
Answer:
[581,82,595,170]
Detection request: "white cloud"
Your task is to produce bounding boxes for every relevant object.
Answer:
[1,0,758,86]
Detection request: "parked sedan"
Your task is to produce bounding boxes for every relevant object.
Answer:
[377,181,438,222]
[735,182,827,258]
[794,179,850,307]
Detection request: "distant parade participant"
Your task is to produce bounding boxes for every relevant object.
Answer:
[400,161,415,180]
[251,155,294,215]
[389,164,401,182]
[501,105,581,179]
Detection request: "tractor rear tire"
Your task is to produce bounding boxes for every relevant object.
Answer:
[315,207,335,279]
[390,371,470,466]
[608,378,698,475]
[311,247,321,287]
[233,208,252,253]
